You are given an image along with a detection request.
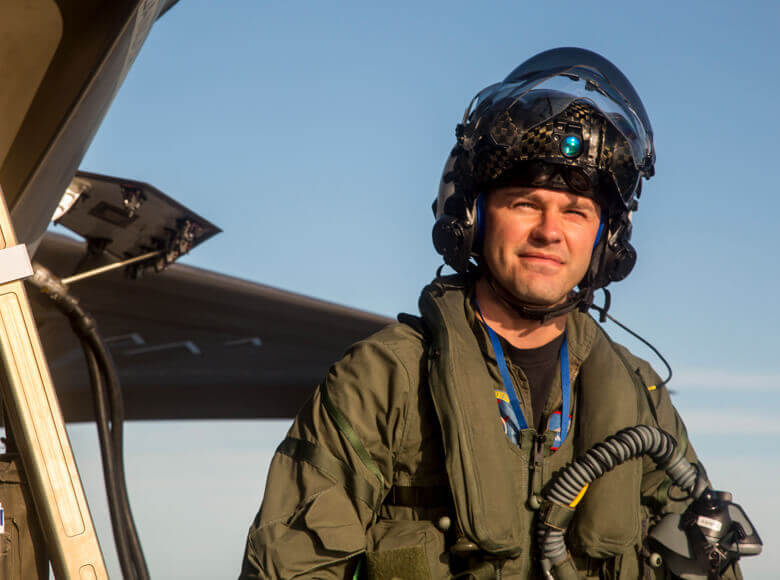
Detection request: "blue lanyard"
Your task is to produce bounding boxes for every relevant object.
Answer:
[477,306,570,443]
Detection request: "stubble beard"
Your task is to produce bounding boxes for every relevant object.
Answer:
[487,272,572,312]
[496,265,575,308]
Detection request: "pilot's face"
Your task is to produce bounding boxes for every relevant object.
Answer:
[481,186,602,307]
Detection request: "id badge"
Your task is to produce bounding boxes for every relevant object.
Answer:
[547,411,572,451]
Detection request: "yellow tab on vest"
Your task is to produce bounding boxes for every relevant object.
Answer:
[569,483,589,508]
[647,385,657,391]
[494,390,509,403]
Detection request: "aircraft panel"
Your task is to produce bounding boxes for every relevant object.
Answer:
[30,233,392,421]
[0,0,180,245]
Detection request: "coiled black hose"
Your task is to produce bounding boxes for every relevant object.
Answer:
[537,425,704,572]
[28,264,150,580]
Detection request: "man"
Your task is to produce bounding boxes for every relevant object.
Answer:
[240,48,743,579]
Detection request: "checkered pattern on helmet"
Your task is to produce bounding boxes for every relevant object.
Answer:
[478,101,597,175]
[468,100,637,200]
[563,101,593,124]
[599,123,637,196]
[611,144,635,171]
[488,110,521,148]
[519,124,556,157]
[472,147,513,184]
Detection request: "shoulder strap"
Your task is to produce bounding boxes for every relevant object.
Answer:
[397,312,429,340]
[594,323,660,426]
[320,383,388,500]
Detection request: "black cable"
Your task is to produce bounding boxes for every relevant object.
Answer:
[82,340,134,577]
[79,329,150,580]
[589,290,673,388]
[89,331,149,579]
[28,264,150,579]
[87,330,148,579]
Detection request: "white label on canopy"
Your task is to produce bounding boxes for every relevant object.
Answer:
[0,245,33,285]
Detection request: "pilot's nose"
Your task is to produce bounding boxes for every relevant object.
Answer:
[529,208,562,244]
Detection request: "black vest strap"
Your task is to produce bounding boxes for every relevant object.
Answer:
[386,485,450,508]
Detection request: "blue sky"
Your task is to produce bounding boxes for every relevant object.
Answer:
[64,1,780,577]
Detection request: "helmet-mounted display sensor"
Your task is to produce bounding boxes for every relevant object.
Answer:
[433,47,655,319]
[560,135,583,158]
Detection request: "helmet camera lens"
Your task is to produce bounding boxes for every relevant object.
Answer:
[561,135,583,158]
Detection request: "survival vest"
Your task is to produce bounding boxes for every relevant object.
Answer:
[418,275,664,570]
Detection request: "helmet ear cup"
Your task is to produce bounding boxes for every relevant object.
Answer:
[432,214,475,274]
[606,240,636,282]
[596,214,636,286]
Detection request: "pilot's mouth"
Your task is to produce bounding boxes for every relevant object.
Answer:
[519,253,564,265]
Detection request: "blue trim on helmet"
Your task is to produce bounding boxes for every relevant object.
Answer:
[593,213,605,248]
[476,194,486,248]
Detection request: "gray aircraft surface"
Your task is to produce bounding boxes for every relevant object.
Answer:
[0,2,388,577]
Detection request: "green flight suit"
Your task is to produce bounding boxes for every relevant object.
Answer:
[0,454,48,580]
[240,277,741,579]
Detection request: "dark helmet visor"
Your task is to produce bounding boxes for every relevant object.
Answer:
[503,47,653,137]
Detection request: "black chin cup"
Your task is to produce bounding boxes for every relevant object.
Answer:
[496,287,585,323]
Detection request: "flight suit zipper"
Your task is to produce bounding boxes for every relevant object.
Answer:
[531,433,546,471]
[528,432,547,510]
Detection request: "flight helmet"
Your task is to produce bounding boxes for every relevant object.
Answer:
[432,47,655,319]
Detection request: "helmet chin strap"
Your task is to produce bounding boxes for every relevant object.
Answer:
[485,274,587,324]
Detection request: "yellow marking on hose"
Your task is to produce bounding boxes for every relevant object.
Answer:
[495,390,509,403]
[569,483,589,508]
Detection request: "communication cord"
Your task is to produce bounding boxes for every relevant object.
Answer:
[28,264,150,580]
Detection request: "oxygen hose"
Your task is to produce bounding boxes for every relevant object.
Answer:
[536,425,704,579]
[28,264,150,580]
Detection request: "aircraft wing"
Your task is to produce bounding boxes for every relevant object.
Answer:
[30,233,393,422]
